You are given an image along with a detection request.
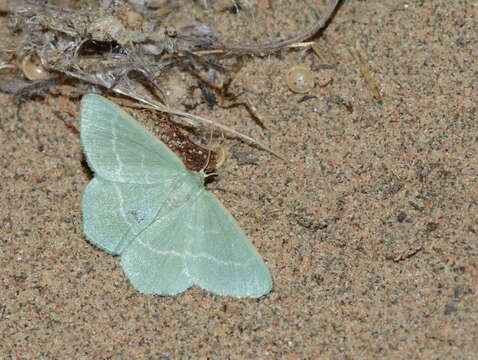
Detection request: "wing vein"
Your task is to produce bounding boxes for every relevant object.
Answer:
[110,118,124,181]
[187,250,251,267]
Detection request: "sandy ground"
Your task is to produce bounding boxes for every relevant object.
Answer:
[1,0,477,358]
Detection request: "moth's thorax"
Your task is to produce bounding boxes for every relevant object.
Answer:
[158,171,204,213]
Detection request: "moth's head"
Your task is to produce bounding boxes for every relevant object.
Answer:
[198,168,217,186]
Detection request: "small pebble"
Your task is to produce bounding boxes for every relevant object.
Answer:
[21,54,52,81]
[286,65,314,93]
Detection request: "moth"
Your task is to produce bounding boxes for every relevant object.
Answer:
[80,94,272,298]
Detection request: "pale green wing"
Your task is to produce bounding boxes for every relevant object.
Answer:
[118,188,272,297]
[186,191,272,298]
[120,204,194,295]
[80,94,186,184]
[81,177,176,255]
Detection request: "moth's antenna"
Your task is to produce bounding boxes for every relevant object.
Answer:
[201,128,217,178]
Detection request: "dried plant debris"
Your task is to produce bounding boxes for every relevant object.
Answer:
[1,0,341,156]
[139,109,223,173]
[349,43,382,102]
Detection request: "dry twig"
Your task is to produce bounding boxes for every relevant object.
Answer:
[1,0,341,157]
